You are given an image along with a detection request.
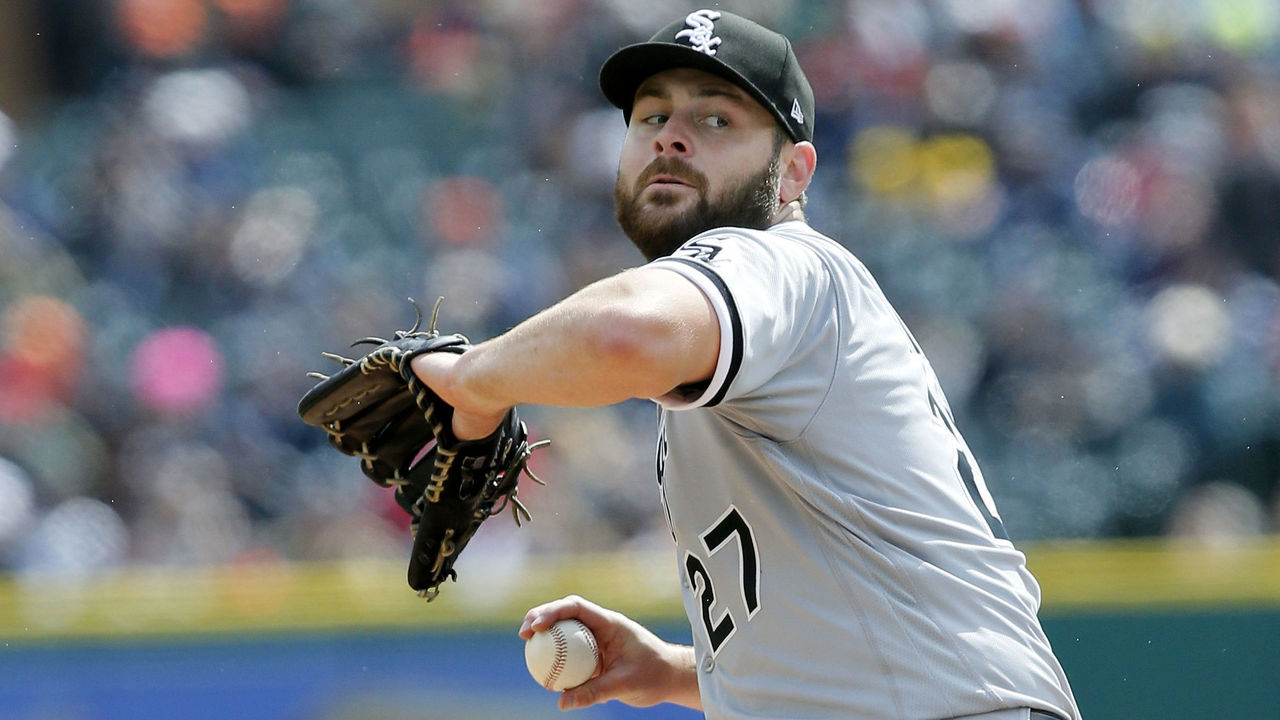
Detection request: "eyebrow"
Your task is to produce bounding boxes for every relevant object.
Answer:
[633,78,752,105]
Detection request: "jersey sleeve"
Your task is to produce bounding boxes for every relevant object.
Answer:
[647,228,835,415]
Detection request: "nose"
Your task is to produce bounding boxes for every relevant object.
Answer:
[653,115,692,157]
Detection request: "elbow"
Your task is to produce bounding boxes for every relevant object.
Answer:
[584,306,689,392]
[588,306,668,364]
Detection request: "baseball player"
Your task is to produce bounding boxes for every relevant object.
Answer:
[411,10,1081,720]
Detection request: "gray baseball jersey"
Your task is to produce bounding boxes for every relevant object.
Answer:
[646,220,1080,720]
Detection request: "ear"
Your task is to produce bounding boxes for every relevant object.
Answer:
[778,141,817,205]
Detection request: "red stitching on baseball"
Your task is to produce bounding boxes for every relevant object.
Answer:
[546,624,568,689]
[583,622,600,664]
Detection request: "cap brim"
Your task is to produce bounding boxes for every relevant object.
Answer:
[599,42,788,134]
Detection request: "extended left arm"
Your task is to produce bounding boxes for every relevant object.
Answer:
[412,265,719,438]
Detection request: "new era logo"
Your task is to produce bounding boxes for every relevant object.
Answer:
[790,98,805,125]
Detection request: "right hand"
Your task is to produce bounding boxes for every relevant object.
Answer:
[519,595,701,711]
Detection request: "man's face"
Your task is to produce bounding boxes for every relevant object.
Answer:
[614,68,785,261]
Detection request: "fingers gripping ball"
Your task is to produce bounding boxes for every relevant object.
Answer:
[298,297,550,600]
[526,619,601,692]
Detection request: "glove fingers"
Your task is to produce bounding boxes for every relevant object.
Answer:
[319,390,417,454]
[298,363,407,428]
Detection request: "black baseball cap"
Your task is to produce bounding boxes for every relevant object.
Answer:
[599,9,815,143]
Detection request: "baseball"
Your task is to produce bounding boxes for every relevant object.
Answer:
[525,618,601,691]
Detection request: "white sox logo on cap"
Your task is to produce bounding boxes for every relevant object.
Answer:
[675,9,722,56]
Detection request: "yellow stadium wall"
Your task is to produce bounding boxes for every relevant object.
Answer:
[2,538,1278,719]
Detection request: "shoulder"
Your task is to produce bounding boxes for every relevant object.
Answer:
[649,223,847,411]
[655,222,834,276]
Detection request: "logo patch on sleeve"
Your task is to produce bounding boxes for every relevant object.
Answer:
[675,239,723,263]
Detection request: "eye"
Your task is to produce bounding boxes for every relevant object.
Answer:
[702,114,729,129]
[641,113,668,126]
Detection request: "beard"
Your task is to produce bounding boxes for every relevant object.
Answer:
[614,155,782,261]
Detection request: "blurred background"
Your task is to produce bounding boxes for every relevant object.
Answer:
[0,0,1278,718]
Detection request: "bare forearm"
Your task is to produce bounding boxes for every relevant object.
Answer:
[661,643,703,710]
[434,267,718,414]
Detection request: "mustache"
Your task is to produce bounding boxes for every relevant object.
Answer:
[634,157,707,193]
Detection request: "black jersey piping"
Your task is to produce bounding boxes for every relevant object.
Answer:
[665,257,743,407]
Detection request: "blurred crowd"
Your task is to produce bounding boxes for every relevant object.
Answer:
[1,0,1278,578]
